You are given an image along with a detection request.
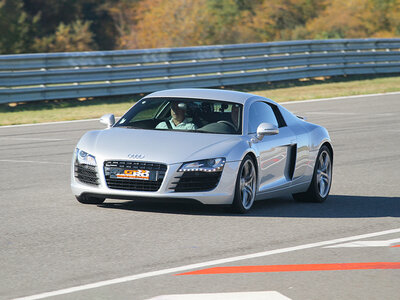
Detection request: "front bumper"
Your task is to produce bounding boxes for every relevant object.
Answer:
[71,160,240,205]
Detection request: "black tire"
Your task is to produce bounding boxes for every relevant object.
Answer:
[232,155,257,213]
[75,195,105,205]
[293,145,333,203]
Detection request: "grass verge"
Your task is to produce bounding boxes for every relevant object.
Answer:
[1,74,399,126]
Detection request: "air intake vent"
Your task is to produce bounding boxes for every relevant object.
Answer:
[174,171,222,192]
[75,164,99,186]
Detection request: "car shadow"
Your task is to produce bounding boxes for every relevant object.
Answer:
[97,194,400,218]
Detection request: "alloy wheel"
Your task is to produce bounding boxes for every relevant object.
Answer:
[240,159,256,210]
[316,150,332,198]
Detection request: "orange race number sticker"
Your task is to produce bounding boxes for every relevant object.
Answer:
[116,169,150,180]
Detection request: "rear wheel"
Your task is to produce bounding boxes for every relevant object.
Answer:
[75,195,105,205]
[293,145,332,203]
[232,155,257,213]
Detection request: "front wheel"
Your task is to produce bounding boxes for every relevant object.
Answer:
[76,195,105,205]
[232,155,257,213]
[293,145,332,203]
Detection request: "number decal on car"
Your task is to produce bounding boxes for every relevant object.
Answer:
[116,169,150,180]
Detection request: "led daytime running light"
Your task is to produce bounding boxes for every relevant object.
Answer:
[179,158,226,172]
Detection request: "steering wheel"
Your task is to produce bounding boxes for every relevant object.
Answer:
[217,120,237,131]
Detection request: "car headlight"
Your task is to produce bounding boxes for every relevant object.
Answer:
[179,158,226,172]
[75,148,97,166]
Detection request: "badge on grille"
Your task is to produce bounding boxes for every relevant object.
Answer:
[128,154,145,159]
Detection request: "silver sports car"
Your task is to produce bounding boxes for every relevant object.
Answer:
[71,88,333,213]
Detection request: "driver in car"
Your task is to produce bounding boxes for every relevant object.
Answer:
[156,101,197,130]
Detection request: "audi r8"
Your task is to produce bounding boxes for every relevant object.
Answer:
[71,88,333,213]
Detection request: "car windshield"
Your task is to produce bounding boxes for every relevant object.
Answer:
[114,97,243,134]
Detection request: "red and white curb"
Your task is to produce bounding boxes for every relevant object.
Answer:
[13,228,400,300]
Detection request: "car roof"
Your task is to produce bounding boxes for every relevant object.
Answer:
[143,88,264,105]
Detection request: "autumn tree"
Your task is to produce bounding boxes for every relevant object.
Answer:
[203,0,260,44]
[113,0,210,49]
[108,0,261,49]
[305,0,400,39]
[241,0,327,42]
[105,0,142,49]
[305,0,370,39]
[0,0,39,54]
[1,0,400,54]
[33,20,96,52]
[23,0,117,50]
[362,0,400,37]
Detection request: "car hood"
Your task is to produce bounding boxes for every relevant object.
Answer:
[78,127,244,165]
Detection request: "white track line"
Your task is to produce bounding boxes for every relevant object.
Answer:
[0,159,69,165]
[147,291,291,300]
[280,91,400,105]
[324,238,400,248]
[0,118,98,129]
[14,227,400,300]
[0,137,65,141]
[2,91,400,129]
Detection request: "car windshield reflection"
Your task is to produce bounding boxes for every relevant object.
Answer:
[114,97,243,134]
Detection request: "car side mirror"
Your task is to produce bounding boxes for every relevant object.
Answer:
[256,122,279,140]
[100,114,115,128]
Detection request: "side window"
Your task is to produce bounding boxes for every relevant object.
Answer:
[248,102,278,133]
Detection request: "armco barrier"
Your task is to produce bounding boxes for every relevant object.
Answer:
[0,38,400,103]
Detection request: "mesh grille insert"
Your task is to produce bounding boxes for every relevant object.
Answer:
[74,164,99,186]
[174,171,222,192]
[104,161,167,192]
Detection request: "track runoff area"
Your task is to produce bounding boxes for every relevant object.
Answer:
[1,92,399,300]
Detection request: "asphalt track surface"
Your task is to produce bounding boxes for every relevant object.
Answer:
[1,93,399,300]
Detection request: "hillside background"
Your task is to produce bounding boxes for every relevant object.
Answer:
[1,0,399,54]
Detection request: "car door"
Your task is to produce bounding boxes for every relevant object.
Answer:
[249,101,297,193]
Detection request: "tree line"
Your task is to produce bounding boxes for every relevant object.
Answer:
[1,0,399,54]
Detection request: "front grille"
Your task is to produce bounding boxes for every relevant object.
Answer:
[174,171,222,192]
[75,164,99,186]
[104,161,167,192]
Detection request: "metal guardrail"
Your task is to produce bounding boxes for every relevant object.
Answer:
[0,38,400,103]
